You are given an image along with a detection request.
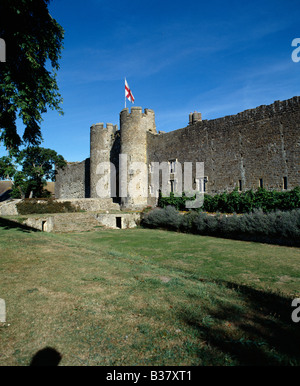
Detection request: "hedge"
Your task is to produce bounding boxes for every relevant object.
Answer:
[158,187,300,213]
[141,206,300,247]
[16,198,82,215]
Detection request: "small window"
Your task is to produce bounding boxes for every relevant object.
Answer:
[170,180,175,193]
[283,177,288,190]
[169,159,176,174]
[204,177,208,192]
[195,178,206,193]
[259,178,263,189]
[239,180,242,191]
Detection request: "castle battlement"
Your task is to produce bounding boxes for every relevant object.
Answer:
[90,123,118,132]
[192,96,300,128]
[120,106,154,116]
[120,107,156,135]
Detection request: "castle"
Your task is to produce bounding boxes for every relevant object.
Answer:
[55,96,300,210]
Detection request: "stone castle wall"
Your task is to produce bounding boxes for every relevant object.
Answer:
[55,158,90,199]
[55,96,300,208]
[147,96,300,195]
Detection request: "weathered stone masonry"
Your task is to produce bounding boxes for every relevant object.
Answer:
[55,96,300,209]
[55,159,90,199]
[147,96,300,195]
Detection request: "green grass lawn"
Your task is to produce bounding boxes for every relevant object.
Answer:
[0,218,300,366]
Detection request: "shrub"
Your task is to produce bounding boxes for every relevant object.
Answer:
[16,198,82,215]
[157,187,300,214]
[142,206,300,246]
[142,206,182,230]
[191,212,207,234]
[218,213,240,236]
[179,211,199,233]
[158,191,197,211]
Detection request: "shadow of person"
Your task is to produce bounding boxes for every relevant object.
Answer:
[30,347,62,366]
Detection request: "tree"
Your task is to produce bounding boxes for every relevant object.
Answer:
[0,0,64,150]
[0,146,66,198]
[0,155,16,181]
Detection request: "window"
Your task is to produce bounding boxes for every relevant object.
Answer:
[259,178,263,189]
[239,180,242,191]
[203,177,208,192]
[283,176,288,190]
[169,159,177,174]
[170,180,175,193]
[195,177,208,193]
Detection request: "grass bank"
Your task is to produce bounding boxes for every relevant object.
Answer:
[0,219,299,366]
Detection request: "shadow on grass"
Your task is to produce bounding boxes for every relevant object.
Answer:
[0,217,39,233]
[30,347,62,366]
[179,279,300,366]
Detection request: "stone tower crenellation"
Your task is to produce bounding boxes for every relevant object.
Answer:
[189,111,202,125]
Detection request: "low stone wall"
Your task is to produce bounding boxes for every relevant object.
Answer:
[56,198,120,212]
[23,216,54,232]
[0,196,142,232]
[0,211,141,233]
[0,198,120,217]
[95,213,141,229]
[0,200,21,216]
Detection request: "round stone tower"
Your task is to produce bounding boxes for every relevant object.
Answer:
[90,123,117,198]
[119,107,156,210]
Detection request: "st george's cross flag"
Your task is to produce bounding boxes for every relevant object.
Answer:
[125,78,135,104]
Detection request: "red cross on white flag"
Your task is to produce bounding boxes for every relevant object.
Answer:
[125,79,135,106]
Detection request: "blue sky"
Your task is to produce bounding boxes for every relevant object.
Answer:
[11,0,300,161]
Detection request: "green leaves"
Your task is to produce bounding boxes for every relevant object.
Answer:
[0,146,66,198]
[0,0,64,150]
[0,155,16,180]
[158,192,197,210]
[157,188,300,213]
